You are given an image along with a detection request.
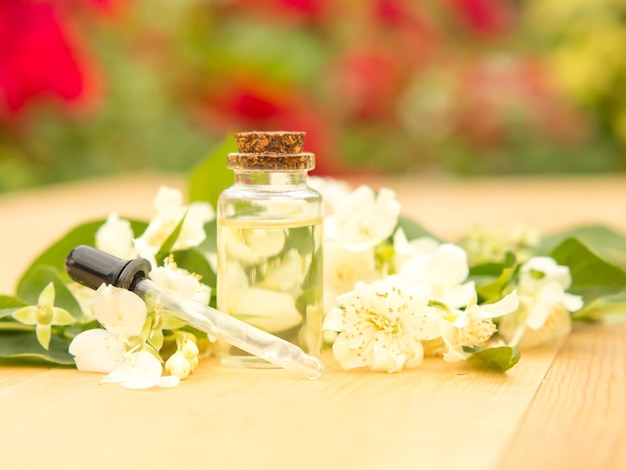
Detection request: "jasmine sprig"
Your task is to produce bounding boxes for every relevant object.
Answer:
[12,282,74,350]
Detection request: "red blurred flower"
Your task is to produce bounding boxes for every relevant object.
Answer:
[197,77,342,174]
[370,0,442,68]
[329,48,404,122]
[0,0,97,115]
[445,0,515,36]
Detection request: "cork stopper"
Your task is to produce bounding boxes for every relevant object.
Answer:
[228,131,315,171]
[236,131,305,154]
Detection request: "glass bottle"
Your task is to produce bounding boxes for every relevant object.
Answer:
[216,131,323,367]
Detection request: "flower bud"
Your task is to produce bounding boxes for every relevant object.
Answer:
[165,352,192,380]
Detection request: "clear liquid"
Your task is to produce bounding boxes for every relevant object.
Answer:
[217,218,323,367]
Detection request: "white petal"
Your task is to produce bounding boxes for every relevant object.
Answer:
[174,202,214,250]
[154,186,183,211]
[432,244,469,285]
[93,285,147,337]
[69,329,126,373]
[103,350,163,388]
[372,336,404,372]
[440,281,476,309]
[527,283,563,329]
[322,307,344,332]
[158,376,181,388]
[324,242,378,293]
[133,237,158,269]
[439,321,469,362]
[409,307,443,340]
[562,293,584,312]
[332,335,368,370]
[333,185,400,247]
[521,257,572,290]
[481,291,520,319]
[404,344,425,369]
[95,213,136,259]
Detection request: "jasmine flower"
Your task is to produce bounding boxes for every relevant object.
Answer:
[12,282,74,350]
[323,276,440,372]
[69,285,178,389]
[498,257,583,348]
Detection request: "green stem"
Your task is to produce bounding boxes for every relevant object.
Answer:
[0,323,35,332]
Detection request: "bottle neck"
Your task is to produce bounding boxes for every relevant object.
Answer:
[233,170,309,188]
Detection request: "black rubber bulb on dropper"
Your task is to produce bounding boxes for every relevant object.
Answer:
[65,245,151,291]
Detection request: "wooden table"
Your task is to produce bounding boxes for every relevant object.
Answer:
[1,174,625,469]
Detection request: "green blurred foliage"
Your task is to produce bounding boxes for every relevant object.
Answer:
[1,0,625,193]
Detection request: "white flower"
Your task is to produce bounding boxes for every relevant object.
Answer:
[323,241,379,312]
[399,243,476,309]
[102,350,179,389]
[393,230,440,273]
[323,276,441,372]
[498,257,583,348]
[137,186,214,257]
[325,185,400,248]
[68,285,177,389]
[307,176,352,216]
[149,257,211,305]
[95,213,136,259]
[437,291,519,361]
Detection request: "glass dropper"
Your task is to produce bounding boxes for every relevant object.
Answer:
[65,245,323,379]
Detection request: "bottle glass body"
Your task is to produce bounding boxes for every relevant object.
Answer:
[217,170,323,367]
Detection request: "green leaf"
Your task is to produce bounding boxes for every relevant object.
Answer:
[188,134,237,208]
[16,218,148,291]
[541,225,626,267]
[396,216,440,241]
[550,237,626,301]
[155,211,187,263]
[171,248,217,289]
[470,262,508,277]
[571,291,626,322]
[0,295,27,309]
[466,346,521,372]
[283,225,315,256]
[17,265,85,322]
[475,253,519,304]
[0,331,75,365]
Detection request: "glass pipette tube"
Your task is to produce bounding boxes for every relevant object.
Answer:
[133,278,323,379]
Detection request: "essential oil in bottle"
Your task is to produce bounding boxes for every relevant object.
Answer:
[217,131,323,367]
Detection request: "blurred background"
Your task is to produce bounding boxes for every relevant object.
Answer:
[1,0,626,193]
